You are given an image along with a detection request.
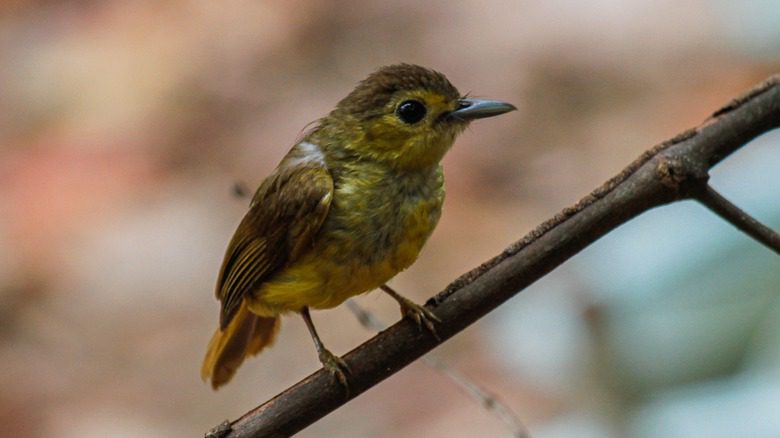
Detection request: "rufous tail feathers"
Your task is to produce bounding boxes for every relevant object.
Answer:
[201,301,280,389]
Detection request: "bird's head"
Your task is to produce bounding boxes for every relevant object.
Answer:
[317,64,515,171]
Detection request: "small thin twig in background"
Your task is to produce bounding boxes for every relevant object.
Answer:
[346,300,530,438]
[232,181,252,200]
[695,184,780,254]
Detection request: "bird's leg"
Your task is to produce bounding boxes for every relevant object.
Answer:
[381,284,441,340]
[300,306,349,387]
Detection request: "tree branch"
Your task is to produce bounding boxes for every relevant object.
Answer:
[209,75,780,438]
[694,184,780,254]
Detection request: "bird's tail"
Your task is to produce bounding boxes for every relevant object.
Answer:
[201,300,280,389]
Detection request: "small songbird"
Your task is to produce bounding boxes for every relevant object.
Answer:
[202,64,515,389]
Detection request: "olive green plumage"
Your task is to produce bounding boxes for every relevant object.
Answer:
[202,64,515,389]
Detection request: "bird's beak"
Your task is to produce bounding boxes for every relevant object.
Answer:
[448,98,516,121]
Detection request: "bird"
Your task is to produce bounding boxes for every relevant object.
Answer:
[201,63,515,389]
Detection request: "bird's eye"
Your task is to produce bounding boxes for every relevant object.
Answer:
[395,100,427,124]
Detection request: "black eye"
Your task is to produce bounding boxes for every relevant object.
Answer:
[396,100,426,124]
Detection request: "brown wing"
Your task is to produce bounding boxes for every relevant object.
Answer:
[216,161,333,329]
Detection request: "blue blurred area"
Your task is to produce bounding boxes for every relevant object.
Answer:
[716,0,780,60]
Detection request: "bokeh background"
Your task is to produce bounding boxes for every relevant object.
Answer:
[2,1,779,437]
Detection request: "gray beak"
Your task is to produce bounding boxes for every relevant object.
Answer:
[448,98,516,121]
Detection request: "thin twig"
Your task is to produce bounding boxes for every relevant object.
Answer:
[210,75,780,438]
[423,356,529,438]
[232,181,252,200]
[345,301,530,438]
[345,300,386,332]
[695,184,780,254]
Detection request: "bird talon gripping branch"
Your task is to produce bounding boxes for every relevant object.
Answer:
[319,348,350,389]
[381,284,442,339]
[202,64,515,389]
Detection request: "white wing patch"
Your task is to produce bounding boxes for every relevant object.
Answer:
[287,141,326,167]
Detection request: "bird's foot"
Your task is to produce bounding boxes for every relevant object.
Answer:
[318,347,350,388]
[395,295,442,340]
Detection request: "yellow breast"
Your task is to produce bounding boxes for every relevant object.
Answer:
[248,164,444,315]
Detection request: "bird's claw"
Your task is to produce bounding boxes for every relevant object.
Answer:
[318,348,350,389]
[397,296,441,340]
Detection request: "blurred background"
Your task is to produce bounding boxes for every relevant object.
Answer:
[1,1,779,437]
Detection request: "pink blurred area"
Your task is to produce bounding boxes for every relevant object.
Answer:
[0,1,777,437]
